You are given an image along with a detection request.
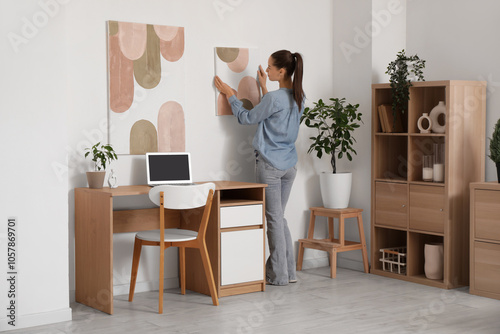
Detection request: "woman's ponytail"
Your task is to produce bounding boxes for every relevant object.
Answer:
[292,53,304,110]
[271,50,305,110]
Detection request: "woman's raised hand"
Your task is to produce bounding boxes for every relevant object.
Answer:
[257,65,268,95]
[214,76,235,98]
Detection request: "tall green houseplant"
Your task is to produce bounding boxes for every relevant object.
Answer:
[300,97,362,173]
[386,49,426,117]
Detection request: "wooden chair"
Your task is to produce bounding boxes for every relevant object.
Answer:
[128,183,219,313]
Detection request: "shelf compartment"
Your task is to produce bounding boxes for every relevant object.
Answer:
[374,135,408,180]
[408,136,445,183]
[408,232,444,282]
[220,188,264,204]
[373,227,407,274]
[408,86,446,134]
[379,246,407,275]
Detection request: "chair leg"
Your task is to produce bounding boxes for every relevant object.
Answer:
[199,244,219,306]
[179,247,186,295]
[159,244,165,314]
[129,237,143,302]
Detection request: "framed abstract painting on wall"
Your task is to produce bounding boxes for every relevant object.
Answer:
[107,20,186,155]
[214,47,261,116]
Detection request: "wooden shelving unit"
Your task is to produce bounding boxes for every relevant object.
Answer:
[370,80,486,289]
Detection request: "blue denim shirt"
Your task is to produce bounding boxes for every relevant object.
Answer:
[228,88,303,170]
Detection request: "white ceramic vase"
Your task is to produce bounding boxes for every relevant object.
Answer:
[429,101,446,134]
[319,172,352,209]
[424,243,444,280]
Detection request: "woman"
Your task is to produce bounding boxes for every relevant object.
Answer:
[214,50,304,286]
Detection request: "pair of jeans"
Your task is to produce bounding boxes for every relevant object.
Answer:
[256,154,297,285]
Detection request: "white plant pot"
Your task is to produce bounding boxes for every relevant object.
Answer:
[319,172,352,209]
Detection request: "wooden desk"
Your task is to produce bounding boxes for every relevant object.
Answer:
[75,181,267,314]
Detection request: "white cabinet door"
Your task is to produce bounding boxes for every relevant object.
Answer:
[220,204,263,228]
[221,229,264,285]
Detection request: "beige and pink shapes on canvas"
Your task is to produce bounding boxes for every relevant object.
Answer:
[217,89,238,116]
[109,34,134,113]
[157,101,185,152]
[159,27,184,62]
[237,76,260,109]
[216,47,250,73]
[228,48,249,73]
[117,22,147,61]
[133,25,162,90]
[216,47,239,63]
[154,25,179,42]
[129,120,158,154]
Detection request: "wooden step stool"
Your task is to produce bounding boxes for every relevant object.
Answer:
[297,207,369,278]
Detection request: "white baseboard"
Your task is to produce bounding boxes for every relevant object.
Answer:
[301,255,366,272]
[69,277,180,303]
[300,256,330,269]
[0,307,72,332]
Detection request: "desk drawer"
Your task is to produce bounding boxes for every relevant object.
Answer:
[220,204,263,228]
[474,190,500,241]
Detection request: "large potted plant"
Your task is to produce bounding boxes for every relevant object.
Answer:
[301,97,362,208]
[489,118,500,182]
[386,49,425,121]
[84,142,118,189]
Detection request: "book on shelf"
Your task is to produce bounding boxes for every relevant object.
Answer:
[378,104,404,133]
[378,105,388,132]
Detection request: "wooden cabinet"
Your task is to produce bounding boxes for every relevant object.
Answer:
[470,182,500,299]
[371,81,486,289]
[185,182,267,298]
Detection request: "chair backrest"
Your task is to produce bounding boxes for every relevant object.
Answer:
[149,183,216,209]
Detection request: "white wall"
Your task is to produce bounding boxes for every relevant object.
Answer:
[65,0,338,296]
[332,0,373,269]
[372,0,406,83]
[0,0,71,331]
[406,0,500,181]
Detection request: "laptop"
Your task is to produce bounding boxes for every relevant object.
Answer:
[146,152,194,186]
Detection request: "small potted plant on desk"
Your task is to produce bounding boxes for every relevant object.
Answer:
[489,118,500,182]
[84,142,118,189]
[301,97,362,209]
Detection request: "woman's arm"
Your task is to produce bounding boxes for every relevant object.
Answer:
[228,93,277,125]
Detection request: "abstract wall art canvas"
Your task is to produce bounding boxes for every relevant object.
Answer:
[214,47,261,116]
[107,21,186,154]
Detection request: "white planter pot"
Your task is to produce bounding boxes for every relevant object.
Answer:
[319,172,352,209]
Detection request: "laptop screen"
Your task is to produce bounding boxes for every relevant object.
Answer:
[146,153,192,185]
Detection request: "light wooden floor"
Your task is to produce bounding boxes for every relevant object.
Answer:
[11,267,500,333]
